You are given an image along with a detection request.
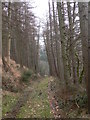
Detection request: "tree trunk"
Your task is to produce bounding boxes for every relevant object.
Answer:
[49,2,58,76]
[35,26,40,73]
[78,2,88,89]
[67,2,77,84]
[88,1,90,113]
[52,2,64,80]
[7,2,11,65]
[57,2,68,84]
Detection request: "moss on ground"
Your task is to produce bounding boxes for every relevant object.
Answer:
[2,94,18,117]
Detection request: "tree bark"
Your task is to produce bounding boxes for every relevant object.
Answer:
[88,1,90,113]
[57,2,68,84]
[7,2,11,65]
[52,2,64,80]
[67,2,77,84]
[78,2,88,88]
[49,2,58,76]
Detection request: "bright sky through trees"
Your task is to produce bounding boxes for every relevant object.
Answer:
[33,0,48,20]
[32,0,49,45]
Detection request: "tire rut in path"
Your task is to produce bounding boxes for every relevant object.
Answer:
[4,87,33,118]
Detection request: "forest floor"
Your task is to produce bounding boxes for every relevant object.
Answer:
[48,78,90,119]
[2,76,90,119]
[2,59,90,119]
[2,77,54,118]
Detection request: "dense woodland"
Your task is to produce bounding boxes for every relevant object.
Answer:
[1,1,90,119]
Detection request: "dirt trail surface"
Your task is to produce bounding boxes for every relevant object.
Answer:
[3,77,54,118]
[17,77,53,118]
[4,82,35,118]
[3,77,69,118]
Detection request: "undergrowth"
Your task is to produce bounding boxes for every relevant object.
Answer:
[50,78,89,118]
[21,70,33,83]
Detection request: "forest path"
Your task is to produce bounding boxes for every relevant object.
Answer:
[4,79,38,118]
[17,77,54,118]
[3,77,65,118]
